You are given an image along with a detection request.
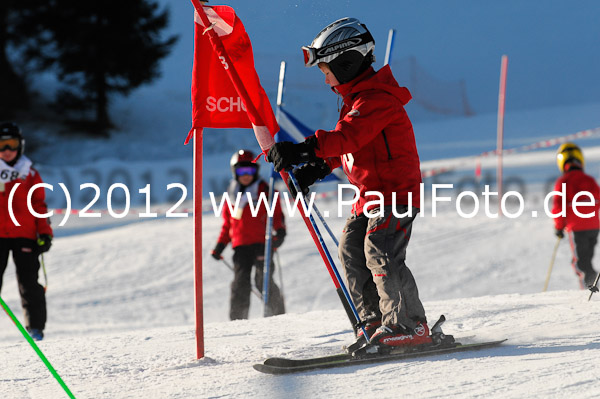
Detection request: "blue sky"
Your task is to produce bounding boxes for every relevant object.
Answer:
[160,1,600,116]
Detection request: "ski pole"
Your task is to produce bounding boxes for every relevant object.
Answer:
[218,257,262,299]
[274,250,285,299]
[312,202,339,247]
[40,253,48,292]
[37,236,49,292]
[0,296,77,399]
[588,272,600,301]
[262,173,276,317]
[287,170,336,246]
[543,236,562,292]
[289,173,369,341]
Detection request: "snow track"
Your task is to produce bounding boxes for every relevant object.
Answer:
[1,201,599,398]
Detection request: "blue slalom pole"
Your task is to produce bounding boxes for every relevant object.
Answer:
[262,61,287,317]
[288,173,369,342]
[262,172,276,316]
[384,29,396,66]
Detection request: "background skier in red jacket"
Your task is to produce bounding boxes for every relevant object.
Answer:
[552,143,600,290]
[267,18,431,354]
[0,122,53,341]
[211,149,286,320]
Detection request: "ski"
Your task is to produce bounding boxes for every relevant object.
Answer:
[262,315,455,368]
[264,353,350,368]
[253,339,507,374]
[263,334,478,369]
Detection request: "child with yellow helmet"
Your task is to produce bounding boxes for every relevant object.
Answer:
[552,143,600,290]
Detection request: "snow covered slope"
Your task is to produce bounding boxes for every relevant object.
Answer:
[1,194,600,398]
[2,290,600,398]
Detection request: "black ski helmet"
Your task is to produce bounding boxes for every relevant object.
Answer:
[0,122,25,159]
[230,149,259,181]
[302,17,375,84]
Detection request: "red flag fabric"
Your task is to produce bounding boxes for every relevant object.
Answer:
[190,5,278,140]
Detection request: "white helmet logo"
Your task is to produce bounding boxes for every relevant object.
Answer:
[317,37,363,57]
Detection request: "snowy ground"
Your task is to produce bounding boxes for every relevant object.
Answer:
[3,291,600,399]
[2,190,600,398]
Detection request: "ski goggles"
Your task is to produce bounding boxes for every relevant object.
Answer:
[302,31,375,67]
[235,166,257,176]
[0,138,20,151]
[302,46,320,67]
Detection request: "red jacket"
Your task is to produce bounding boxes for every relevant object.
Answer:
[217,180,285,248]
[552,167,600,232]
[0,167,53,240]
[313,65,421,216]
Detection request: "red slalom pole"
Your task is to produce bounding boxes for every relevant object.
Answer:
[190,0,358,330]
[496,55,508,215]
[193,127,204,359]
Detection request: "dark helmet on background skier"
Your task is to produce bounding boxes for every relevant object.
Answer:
[230,149,259,184]
[0,122,25,164]
[556,142,584,172]
[302,17,375,84]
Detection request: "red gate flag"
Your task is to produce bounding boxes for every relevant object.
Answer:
[189,5,279,143]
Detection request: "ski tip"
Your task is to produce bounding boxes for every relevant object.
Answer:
[253,363,292,375]
[253,364,271,374]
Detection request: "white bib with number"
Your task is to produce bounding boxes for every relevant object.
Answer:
[0,155,33,183]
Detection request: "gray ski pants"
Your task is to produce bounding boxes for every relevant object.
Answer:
[339,205,426,329]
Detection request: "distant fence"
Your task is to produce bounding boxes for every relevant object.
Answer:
[257,53,474,128]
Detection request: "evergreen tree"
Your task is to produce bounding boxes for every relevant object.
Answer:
[0,1,44,120]
[1,1,177,134]
[41,0,178,134]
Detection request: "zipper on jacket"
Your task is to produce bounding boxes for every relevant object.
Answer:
[381,130,392,160]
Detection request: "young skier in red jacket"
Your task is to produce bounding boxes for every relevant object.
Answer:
[211,149,286,320]
[552,143,600,290]
[267,18,432,354]
[0,122,53,341]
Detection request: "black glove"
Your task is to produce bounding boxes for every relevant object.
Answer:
[272,228,286,249]
[555,229,564,239]
[288,160,332,197]
[267,136,318,172]
[36,234,52,254]
[211,242,226,260]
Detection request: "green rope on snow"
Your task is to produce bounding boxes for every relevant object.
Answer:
[0,296,76,399]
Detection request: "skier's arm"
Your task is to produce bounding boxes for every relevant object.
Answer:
[266,93,400,172]
[313,92,401,158]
